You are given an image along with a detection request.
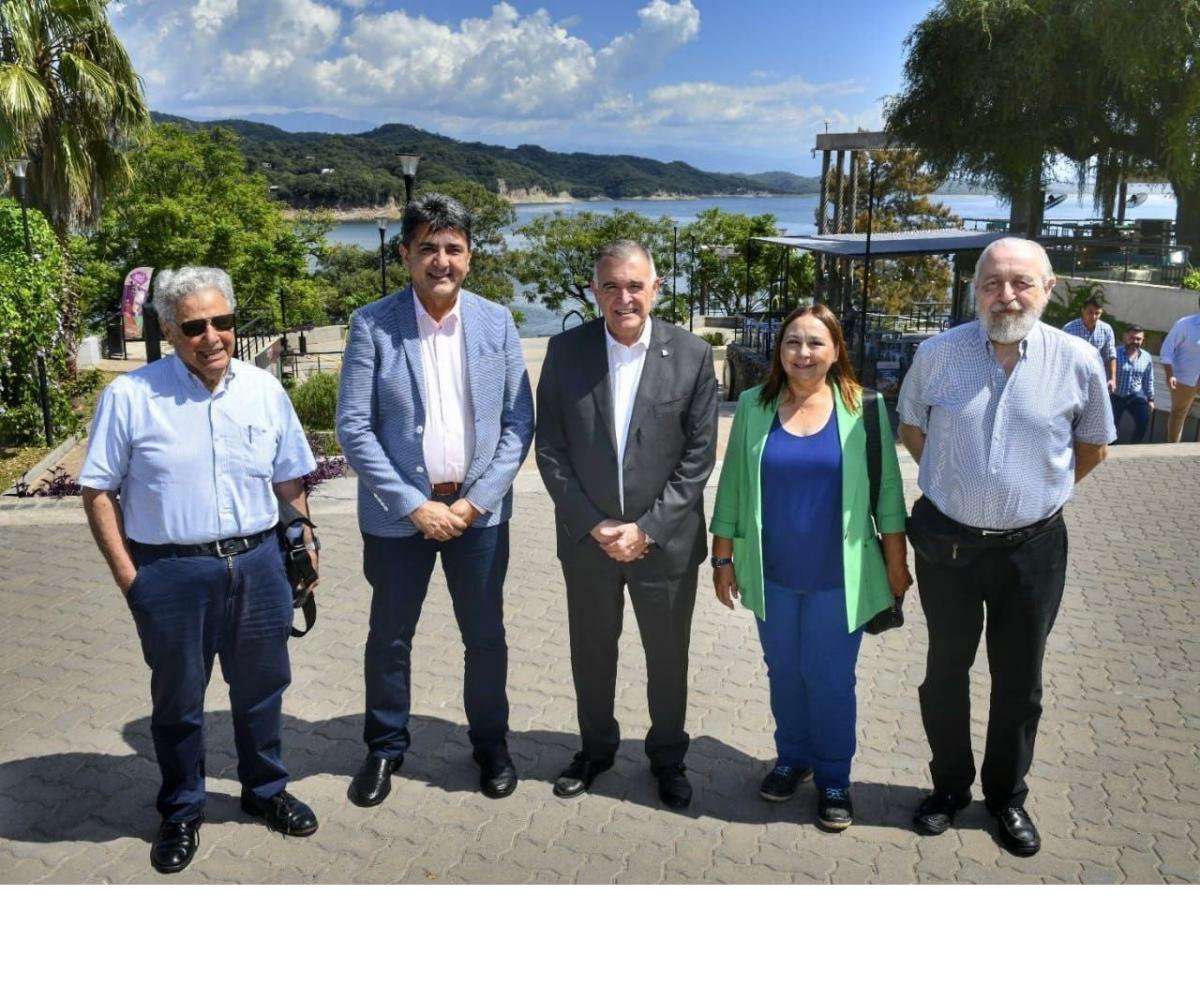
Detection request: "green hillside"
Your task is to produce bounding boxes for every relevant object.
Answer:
[150,112,808,208]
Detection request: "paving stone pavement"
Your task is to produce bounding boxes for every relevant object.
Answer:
[1,444,1197,884]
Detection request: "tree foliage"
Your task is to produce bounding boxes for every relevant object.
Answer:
[887,0,1200,244]
[0,200,77,443]
[851,149,957,315]
[513,209,680,321]
[73,124,327,322]
[681,208,809,316]
[0,0,149,237]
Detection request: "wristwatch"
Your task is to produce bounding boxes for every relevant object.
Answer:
[710,556,733,569]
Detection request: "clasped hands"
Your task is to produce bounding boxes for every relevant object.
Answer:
[590,518,651,562]
[410,499,481,541]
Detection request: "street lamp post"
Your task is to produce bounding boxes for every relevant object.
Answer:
[377,216,389,298]
[858,159,878,375]
[7,158,31,256]
[397,153,421,206]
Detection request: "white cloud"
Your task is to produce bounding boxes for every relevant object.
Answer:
[110,1,874,166]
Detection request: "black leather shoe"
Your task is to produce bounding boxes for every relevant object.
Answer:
[479,757,518,799]
[241,789,319,837]
[759,762,814,803]
[653,763,693,810]
[990,805,1041,857]
[913,790,972,835]
[553,753,614,798]
[150,818,201,874]
[817,787,853,831]
[348,754,403,808]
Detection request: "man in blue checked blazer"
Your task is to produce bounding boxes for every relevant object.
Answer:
[336,193,534,807]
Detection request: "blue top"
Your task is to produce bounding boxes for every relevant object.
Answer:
[80,355,316,544]
[897,320,1115,530]
[1115,346,1155,400]
[760,406,843,592]
[1061,317,1117,364]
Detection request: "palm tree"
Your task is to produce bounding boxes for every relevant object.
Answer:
[0,0,149,238]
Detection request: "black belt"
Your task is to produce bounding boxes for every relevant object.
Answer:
[952,509,1063,543]
[129,529,274,559]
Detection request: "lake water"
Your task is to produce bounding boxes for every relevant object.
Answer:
[324,192,1179,337]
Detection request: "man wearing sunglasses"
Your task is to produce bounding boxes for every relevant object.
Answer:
[337,193,534,807]
[80,266,320,875]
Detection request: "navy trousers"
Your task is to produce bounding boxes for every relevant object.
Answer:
[754,581,863,790]
[1110,394,1151,444]
[361,522,510,761]
[126,537,293,822]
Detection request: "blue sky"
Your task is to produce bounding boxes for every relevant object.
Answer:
[108,0,939,174]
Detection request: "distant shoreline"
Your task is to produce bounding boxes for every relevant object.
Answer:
[283,190,820,221]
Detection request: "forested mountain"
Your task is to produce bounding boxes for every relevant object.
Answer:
[150,112,810,208]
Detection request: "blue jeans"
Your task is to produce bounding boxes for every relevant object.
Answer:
[755,580,863,789]
[362,523,510,761]
[1110,394,1151,444]
[126,537,294,822]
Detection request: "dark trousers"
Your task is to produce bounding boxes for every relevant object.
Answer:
[362,523,510,761]
[126,537,293,822]
[914,508,1068,811]
[561,546,697,768]
[1111,394,1151,444]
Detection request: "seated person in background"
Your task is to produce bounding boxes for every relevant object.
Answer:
[1111,326,1155,444]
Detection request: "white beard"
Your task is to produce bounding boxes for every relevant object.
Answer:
[979,306,1040,344]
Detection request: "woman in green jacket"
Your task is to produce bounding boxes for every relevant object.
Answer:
[710,304,910,831]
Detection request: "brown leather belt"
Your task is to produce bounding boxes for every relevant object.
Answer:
[431,481,462,496]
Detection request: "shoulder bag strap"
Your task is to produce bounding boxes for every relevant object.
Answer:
[862,388,882,532]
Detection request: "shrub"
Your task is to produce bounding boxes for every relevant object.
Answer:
[289,372,339,431]
[701,331,726,347]
[0,201,79,444]
[1183,268,1200,292]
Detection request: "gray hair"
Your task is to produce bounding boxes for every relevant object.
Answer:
[592,240,658,284]
[152,267,236,332]
[972,236,1054,289]
[400,192,473,248]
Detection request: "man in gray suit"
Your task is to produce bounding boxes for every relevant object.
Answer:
[536,240,718,809]
[337,193,534,807]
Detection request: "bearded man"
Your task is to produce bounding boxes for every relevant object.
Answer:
[896,237,1115,857]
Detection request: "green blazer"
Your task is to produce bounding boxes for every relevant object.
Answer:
[709,382,906,630]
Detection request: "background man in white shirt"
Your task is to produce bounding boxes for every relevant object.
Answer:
[337,194,534,808]
[1160,299,1200,442]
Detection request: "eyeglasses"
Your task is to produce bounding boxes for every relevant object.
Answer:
[179,313,236,337]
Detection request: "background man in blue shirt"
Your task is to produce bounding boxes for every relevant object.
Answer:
[81,267,319,875]
[1061,296,1117,394]
[898,238,1114,858]
[1111,327,1156,443]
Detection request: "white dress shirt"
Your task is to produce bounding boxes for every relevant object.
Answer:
[606,316,653,512]
[79,356,316,544]
[414,292,475,485]
[1160,313,1200,388]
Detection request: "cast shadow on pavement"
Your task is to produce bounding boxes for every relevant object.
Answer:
[0,711,979,847]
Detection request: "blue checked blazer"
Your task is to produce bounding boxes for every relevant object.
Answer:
[336,287,534,538]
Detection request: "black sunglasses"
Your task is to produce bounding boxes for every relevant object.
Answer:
[179,313,236,337]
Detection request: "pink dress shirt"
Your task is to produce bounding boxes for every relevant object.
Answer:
[414,293,475,486]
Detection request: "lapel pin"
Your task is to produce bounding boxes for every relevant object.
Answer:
[662,348,669,357]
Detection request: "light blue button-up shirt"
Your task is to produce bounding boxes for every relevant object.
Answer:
[898,320,1115,530]
[1115,346,1154,400]
[1061,317,1116,365]
[80,355,316,544]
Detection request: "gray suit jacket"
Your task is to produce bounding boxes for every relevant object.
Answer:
[535,316,718,571]
[336,287,534,538]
